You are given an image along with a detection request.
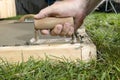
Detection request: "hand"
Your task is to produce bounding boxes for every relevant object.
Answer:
[34,0,86,37]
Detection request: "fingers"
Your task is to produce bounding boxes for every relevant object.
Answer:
[34,8,51,19]
[40,23,74,37]
[51,24,63,36]
[60,23,71,36]
[50,23,74,37]
[34,5,59,19]
[66,26,74,37]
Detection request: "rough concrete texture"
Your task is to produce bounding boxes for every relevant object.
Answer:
[0,20,63,46]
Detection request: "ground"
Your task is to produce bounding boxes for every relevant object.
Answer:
[0,12,120,80]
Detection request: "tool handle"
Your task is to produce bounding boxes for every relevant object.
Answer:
[19,14,34,22]
[34,17,74,30]
[19,14,74,30]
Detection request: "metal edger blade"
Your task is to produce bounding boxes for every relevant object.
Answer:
[14,19,34,23]
[28,37,73,45]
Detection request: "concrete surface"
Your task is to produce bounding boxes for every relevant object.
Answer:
[0,20,62,46]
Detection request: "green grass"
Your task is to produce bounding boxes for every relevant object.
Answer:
[1,15,22,20]
[0,12,120,80]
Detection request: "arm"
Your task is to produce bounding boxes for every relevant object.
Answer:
[82,0,103,15]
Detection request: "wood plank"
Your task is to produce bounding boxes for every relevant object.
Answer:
[0,43,96,62]
[0,0,16,18]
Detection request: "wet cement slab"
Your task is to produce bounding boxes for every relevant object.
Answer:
[0,20,65,46]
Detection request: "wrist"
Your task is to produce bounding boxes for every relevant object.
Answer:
[79,0,102,15]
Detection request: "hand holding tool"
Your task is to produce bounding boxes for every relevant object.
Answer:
[19,14,77,44]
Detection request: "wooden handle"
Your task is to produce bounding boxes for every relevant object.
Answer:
[19,14,34,22]
[19,14,74,30]
[34,17,74,30]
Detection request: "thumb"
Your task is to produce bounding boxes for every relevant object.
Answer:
[34,6,58,19]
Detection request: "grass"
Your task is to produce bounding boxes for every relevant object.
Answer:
[0,12,120,80]
[0,15,22,20]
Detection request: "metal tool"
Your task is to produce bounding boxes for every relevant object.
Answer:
[19,14,80,44]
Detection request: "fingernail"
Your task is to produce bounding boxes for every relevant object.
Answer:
[64,23,71,26]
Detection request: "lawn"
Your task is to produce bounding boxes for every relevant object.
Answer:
[0,12,120,80]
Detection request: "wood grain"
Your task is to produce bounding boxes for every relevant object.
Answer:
[0,0,16,18]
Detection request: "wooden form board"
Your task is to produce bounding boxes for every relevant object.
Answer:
[0,43,96,63]
[0,0,16,18]
[0,27,97,62]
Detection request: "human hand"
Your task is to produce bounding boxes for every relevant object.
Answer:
[34,0,86,37]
